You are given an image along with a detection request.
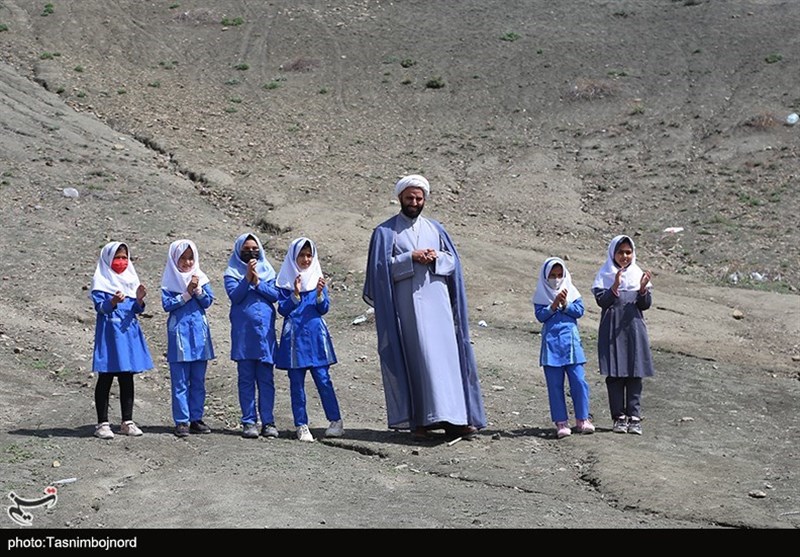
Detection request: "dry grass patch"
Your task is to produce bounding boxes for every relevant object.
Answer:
[566,78,617,101]
[280,57,320,72]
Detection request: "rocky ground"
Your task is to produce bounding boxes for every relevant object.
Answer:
[0,0,798,536]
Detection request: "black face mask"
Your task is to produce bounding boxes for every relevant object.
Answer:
[241,250,259,262]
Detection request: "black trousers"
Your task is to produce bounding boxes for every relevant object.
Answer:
[95,373,135,423]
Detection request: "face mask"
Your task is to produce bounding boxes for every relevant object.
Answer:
[241,250,259,263]
[111,258,128,274]
[548,278,563,290]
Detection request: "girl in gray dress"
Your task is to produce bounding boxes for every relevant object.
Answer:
[591,235,654,435]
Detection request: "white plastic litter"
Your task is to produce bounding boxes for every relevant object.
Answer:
[52,477,77,485]
[478,320,488,327]
[62,187,80,198]
[351,307,375,325]
[786,113,799,125]
[663,226,684,234]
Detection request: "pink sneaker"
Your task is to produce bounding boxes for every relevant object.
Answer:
[555,422,572,439]
[576,419,595,434]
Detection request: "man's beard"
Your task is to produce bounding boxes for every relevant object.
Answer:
[401,203,423,219]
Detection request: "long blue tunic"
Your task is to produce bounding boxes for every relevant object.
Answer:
[224,275,278,363]
[274,287,337,370]
[161,283,216,363]
[91,291,154,373]
[534,298,587,367]
[363,214,487,430]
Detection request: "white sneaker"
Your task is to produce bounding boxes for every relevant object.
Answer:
[94,422,114,439]
[296,424,314,442]
[325,419,344,438]
[120,420,143,436]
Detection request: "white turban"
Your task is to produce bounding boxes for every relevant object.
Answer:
[394,174,430,199]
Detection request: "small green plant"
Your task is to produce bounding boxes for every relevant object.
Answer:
[607,69,628,77]
[318,87,328,94]
[159,60,178,70]
[224,78,240,86]
[76,91,85,98]
[764,53,782,64]
[117,88,126,95]
[0,23,9,32]
[629,103,645,115]
[221,17,245,26]
[148,80,161,88]
[169,3,180,8]
[39,52,54,60]
[234,62,249,71]
[42,3,54,16]
[401,77,412,85]
[229,97,242,104]
[224,106,238,114]
[263,81,281,90]
[500,32,520,42]
[55,86,65,94]
[73,65,83,72]
[400,58,416,68]
[425,76,445,89]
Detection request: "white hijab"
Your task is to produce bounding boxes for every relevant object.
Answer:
[90,241,141,299]
[275,237,324,292]
[592,235,653,291]
[161,239,210,294]
[531,257,581,306]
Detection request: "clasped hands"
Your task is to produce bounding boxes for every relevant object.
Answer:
[412,248,437,265]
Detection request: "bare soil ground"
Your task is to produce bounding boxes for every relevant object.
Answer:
[0,0,798,535]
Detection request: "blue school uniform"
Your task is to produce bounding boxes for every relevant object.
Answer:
[224,232,279,427]
[91,291,154,373]
[162,283,216,424]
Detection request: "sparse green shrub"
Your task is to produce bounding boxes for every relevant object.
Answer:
[764,53,782,64]
[42,3,54,16]
[263,81,281,90]
[117,88,126,95]
[229,97,242,103]
[221,17,245,26]
[319,87,328,94]
[76,91,85,98]
[225,78,240,86]
[500,32,520,42]
[55,86,65,94]
[148,80,161,88]
[401,77,412,85]
[425,77,445,89]
[159,60,178,70]
[169,3,180,8]
[0,23,9,32]
[234,63,249,71]
[73,65,83,72]
[224,106,238,113]
[39,52,54,60]
[400,58,416,68]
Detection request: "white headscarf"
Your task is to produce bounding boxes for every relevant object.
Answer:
[531,257,582,306]
[275,237,324,292]
[90,241,141,299]
[394,174,430,199]
[161,239,210,294]
[592,235,653,291]
[223,232,276,282]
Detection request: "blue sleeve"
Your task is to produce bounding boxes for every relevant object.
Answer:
[162,288,185,313]
[534,303,555,324]
[91,290,115,314]
[255,278,279,303]
[277,288,299,317]
[225,274,250,304]
[197,283,214,309]
[316,288,330,315]
[563,298,585,319]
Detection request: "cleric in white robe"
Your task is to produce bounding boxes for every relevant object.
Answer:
[363,174,486,437]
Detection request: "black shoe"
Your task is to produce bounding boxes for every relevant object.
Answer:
[260,423,279,438]
[190,420,212,434]
[242,423,259,439]
[174,423,190,438]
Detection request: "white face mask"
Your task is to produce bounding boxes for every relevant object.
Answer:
[548,278,564,290]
